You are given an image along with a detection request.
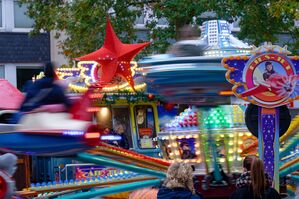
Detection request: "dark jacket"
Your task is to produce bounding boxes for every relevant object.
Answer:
[230,186,281,199]
[109,131,130,149]
[118,133,129,149]
[236,172,272,188]
[19,77,71,112]
[157,187,201,199]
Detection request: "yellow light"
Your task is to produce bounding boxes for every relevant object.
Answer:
[228,141,234,146]
[219,90,233,96]
[229,134,234,138]
[238,141,243,144]
[238,133,244,136]
[246,132,252,136]
[194,135,199,138]
[195,151,201,155]
[171,136,177,140]
[219,158,225,163]
[99,107,109,117]
[237,149,242,153]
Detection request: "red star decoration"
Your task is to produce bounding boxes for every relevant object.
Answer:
[76,18,150,89]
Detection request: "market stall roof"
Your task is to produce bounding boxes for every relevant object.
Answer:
[0,79,23,110]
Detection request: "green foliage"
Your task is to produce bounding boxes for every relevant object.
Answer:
[21,0,143,61]
[210,0,299,54]
[20,0,299,62]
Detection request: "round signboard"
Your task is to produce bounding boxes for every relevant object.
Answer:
[243,53,295,107]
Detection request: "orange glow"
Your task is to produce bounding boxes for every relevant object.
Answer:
[87,107,101,112]
[219,90,234,96]
[85,132,100,139]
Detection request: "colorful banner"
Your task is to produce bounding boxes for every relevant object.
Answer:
[75,166,123,180]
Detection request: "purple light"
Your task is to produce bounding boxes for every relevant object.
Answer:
[62,130,85,136]
[100,135,121,141]
[262,114,275,178]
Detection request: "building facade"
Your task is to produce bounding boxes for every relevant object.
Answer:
[0,0,50,90]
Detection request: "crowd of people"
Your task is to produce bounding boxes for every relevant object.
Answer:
[130,155,284,199]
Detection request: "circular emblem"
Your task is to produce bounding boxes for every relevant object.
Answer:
[243,53,295,107]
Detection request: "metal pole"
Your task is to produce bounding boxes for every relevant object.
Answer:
[274,107,280,191]
[258,106,263,159]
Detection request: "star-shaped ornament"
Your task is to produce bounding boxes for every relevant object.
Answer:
[76,18,150,90]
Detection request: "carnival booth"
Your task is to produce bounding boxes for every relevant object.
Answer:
[56,60,160,157]
[46,17,162,157]
[158,106,257,175]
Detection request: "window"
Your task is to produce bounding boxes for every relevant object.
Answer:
[16,67,43,90]
[14,1,34,28]
[0,65,4,78]
[135,14,145,25]
[112,107,133,149]
[134,105,158,149]
[157,17,168,26]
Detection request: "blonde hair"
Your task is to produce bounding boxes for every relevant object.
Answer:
[163,162,195,194]
[250,157,266,199]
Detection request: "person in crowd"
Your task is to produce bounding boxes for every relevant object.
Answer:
[109,123,129,149]
[230,156,281,199]
[167,25,205,57]
[12,62,71,123]
[157,162,202,199]
[236,155,272,188]
[129,162,202,199]
[20,62,71,113]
